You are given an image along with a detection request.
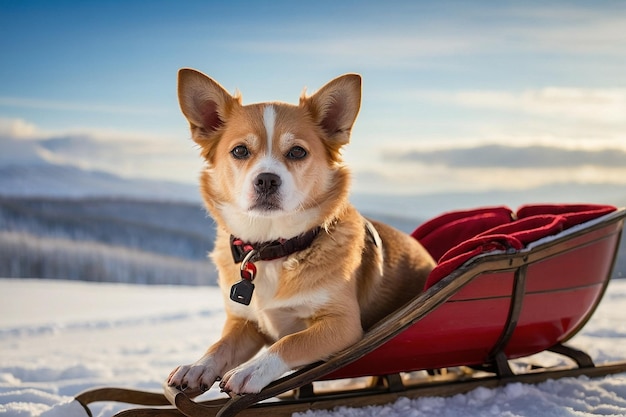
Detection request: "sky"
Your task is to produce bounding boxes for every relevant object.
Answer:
[1,0,626,196]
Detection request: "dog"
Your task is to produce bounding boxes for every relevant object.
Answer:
[167,69,435,396]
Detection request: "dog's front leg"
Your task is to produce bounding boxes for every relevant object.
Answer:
[220,306,363,394]
[167,315,266,396]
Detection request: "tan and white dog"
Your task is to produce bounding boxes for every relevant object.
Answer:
[167,69,435,396]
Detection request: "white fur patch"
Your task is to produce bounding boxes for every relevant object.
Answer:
[263,105,276,153]
[219,203,322,242]
[226,259,331,341]
[222,352,289,394]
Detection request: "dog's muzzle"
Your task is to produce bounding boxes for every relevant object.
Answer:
[252,172,282,211]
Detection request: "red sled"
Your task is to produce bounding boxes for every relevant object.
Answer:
[76,203,626,417]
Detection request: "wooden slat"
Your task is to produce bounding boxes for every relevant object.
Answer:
[76,387,171,406]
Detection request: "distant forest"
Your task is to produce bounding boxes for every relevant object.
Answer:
[0,197,218,285]
[0,196,624,285]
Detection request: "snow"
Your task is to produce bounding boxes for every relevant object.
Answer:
[1,278,625,417]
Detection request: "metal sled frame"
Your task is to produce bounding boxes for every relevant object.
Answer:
[75,208,626,417]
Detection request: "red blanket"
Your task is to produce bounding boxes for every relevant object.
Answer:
[412,204,616,289]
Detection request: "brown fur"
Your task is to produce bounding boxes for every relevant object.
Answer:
[168,69,435,395]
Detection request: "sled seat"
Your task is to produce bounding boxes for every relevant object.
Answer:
[326,203,624,379]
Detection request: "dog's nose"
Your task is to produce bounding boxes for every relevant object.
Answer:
[254,172,282,195]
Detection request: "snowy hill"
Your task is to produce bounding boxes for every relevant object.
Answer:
[0,197,217,285]
[0,164,200,202]
[0,136,200,202]
[0,197,214,259]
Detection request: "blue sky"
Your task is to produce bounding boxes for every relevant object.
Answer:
[1,0,626,196]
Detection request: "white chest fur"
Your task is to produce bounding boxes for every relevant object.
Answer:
[227,259,330,341]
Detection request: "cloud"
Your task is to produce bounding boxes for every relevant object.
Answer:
[0,118,200,183]
[345,141,626,195]
[351,161,626,196]
[386,144,626,169]
[401,88,626,123]
[0,117,39,138]
[0,97,166,115]
[37,133,200,182]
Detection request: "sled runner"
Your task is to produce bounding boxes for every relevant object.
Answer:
[75,203,626,417]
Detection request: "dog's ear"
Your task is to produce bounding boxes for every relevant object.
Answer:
[177,68,240,142]
[301,74,362,145]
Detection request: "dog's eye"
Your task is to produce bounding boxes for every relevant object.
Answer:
[231,145,250,160]
[286,146,307,160]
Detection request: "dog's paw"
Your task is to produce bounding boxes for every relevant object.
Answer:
[220,353,290,395]
[167,358,221,396]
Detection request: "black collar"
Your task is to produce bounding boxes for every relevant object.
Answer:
[230,227,322,263]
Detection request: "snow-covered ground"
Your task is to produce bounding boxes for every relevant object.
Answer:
[1,278,626,417]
